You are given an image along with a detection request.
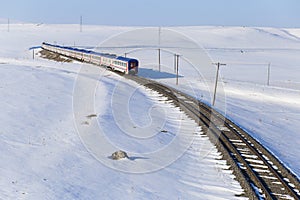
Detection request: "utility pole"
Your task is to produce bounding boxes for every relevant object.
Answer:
[80,15,83,32]
[158,27,161,72]
[176,54,180,85]
[267,63,271,86]
[158,48,161,72]
[174,54,177,73]
[7,18,10,32]
[212,62,226,106]
[158,27,161,44]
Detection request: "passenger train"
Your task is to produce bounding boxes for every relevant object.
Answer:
[41,42,139,75]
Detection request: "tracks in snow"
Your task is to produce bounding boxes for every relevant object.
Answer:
[126,75,300,200]
[41,48,300,199]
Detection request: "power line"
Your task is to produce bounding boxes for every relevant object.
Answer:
[222,62,268,66]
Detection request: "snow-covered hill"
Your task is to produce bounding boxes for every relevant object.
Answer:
[0,24,299,199]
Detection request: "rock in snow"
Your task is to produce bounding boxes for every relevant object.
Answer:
[111,150,129,160]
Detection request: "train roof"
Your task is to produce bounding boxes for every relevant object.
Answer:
[42,42,118,59]
[42,42,138,61]
[116,56,138,62]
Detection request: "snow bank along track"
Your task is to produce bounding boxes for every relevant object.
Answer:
[126,75,300,200]
[40,47,299,199]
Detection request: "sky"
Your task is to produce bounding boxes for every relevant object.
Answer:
[1,0,300,27]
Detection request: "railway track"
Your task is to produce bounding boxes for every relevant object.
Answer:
[40,48,300,199]
[126,75,300,200]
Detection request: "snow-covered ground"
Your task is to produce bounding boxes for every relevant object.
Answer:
[98,25,300,178]
[0,23,299,199]
[158,26,300,178]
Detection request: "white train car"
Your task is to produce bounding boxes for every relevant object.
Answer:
[41,42,138,75]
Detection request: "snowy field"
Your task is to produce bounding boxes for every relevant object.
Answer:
[0,23,299,199]
[168,26,300,178]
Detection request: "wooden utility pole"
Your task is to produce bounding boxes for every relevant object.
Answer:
[267,63,271,86]
[212,62,226,106]
[80,15,82,32]
[158,27,161,72]
[158,48,161,72]
[176,54,179,85]
[7,18,10,32]
[174,54,176,73]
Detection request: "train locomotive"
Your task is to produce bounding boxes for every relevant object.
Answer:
[41,42,139,75]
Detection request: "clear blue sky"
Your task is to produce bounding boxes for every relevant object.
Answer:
[1,0,300,27]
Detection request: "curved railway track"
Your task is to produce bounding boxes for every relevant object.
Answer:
[126,75,300,200]
[41,48,300,199]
